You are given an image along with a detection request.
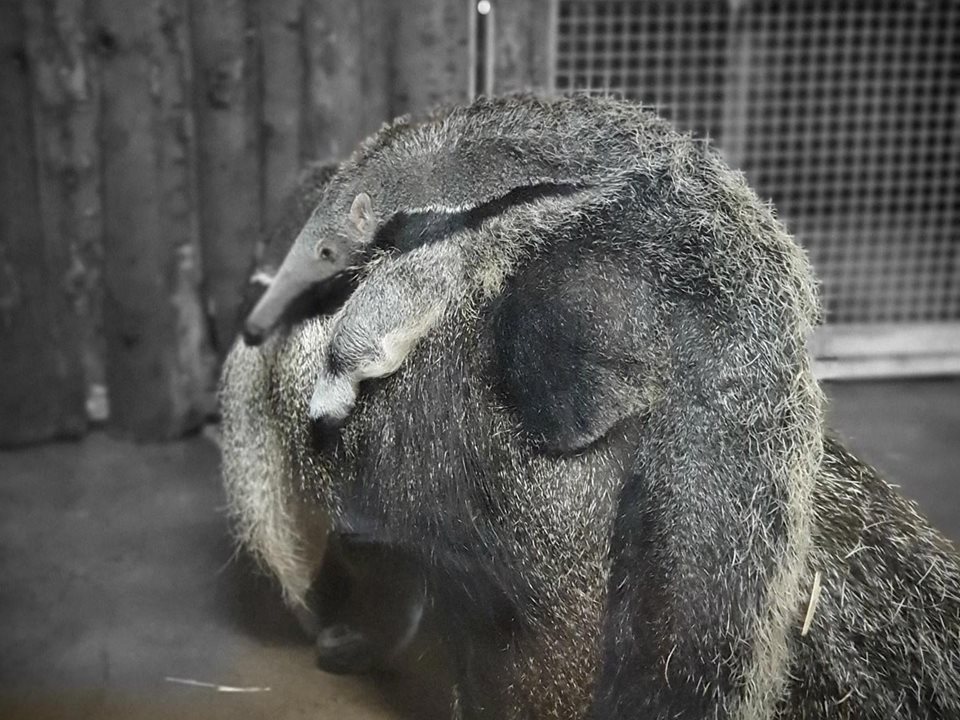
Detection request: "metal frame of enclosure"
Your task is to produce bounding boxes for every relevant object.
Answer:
[486,0,960,379]
[4,0,958,445]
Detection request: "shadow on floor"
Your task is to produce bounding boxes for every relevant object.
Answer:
[0,433,424,719]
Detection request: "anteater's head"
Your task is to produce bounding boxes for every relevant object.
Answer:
[240,95,652,346]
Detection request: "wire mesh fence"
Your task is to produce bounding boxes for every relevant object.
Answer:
[553,0,960,325]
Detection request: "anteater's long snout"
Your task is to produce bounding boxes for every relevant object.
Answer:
[243,247,321,346]
[242,234,358,346]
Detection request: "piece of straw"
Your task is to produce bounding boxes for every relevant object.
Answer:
[165,676,271,693]
[801,570,822,636]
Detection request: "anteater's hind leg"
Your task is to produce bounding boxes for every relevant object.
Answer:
[306,532,427,675]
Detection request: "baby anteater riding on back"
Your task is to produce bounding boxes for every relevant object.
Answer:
[221,95,960,719]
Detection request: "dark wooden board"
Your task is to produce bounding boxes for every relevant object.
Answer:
[0,0,87,446]
[259,0,305,228]
[390,0,472,117]
[23,0,106,420]
[93,0,214,440]
[191,0,263,354]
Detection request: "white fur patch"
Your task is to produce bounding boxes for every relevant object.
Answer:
[250,270,275,287]
[308,373,358,422]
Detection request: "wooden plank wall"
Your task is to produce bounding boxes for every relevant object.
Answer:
[191,0,262,358]
[491,0,554,95]
[1,0,474,445]
[0,0,88,444]
[94,0,213,441]
[391,0,471,115]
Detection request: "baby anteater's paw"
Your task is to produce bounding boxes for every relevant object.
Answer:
[308,372,357,431]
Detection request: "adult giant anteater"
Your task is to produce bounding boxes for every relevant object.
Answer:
[221,95,960,719]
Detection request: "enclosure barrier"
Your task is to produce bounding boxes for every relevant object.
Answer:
[2,0,956,444]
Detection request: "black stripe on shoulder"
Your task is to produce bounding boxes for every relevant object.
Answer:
[374,182,580,253]
[462,182,580,231]
[374,206,468,254]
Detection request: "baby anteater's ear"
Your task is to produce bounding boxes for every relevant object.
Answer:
[349,192,376,236]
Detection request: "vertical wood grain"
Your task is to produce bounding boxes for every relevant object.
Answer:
[492,0,555,95]
[391,0,472,117]
[0,0,87,445]
[191,0,262,354]
[303,0,392,163]
[23,0,106,421]
[94,0,214,440]
[259,0,304,227]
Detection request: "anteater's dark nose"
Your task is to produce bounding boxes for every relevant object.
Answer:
[315,623,375,675]
[242,324,265,347]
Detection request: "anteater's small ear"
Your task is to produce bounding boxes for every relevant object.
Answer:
[349,192,375,234]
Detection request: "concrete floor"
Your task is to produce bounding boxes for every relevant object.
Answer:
[824,379,960,541]
[0,379,958,719]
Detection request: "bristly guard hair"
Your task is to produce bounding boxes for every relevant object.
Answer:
[221,94,960,720]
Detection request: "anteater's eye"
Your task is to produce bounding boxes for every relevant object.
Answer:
[319,247,335,262]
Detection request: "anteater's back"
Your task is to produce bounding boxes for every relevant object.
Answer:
[784,436,960,719]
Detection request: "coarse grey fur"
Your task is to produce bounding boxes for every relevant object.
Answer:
[242,100,628,424]
[306,235,467,425]
[220,95,960,719]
